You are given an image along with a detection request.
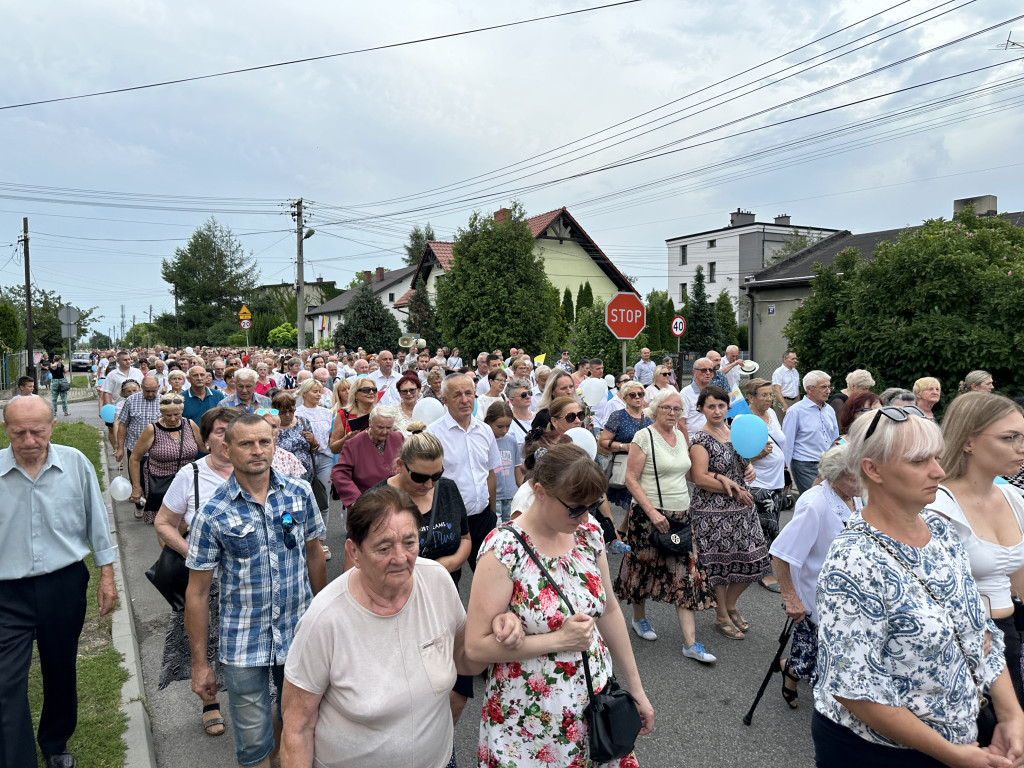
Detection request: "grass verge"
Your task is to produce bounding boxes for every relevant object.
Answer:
[0,421,127,766]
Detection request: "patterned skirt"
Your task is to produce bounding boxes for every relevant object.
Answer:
[788,618,818,681]
[752,487,785,547]
[690,503,771,587]
[159,582,224,691]
[613,505,716,611]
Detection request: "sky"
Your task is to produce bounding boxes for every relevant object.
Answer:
[1,0,1021,344]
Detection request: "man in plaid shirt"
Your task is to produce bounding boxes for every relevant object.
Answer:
[185,413,326,768]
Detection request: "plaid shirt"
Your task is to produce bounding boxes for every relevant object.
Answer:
[186,469,325,667]
[223,392,271,413]
[116,391,162,453]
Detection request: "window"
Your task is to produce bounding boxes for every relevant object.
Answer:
[708,239,717,248]
[388,292,395,302]
[679,283,687,302]
[708,262,717,282]
[678,245,687,265]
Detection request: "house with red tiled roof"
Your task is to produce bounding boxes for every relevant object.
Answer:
[395,207,637,310]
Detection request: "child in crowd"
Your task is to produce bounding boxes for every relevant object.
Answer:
[484,402,523,523]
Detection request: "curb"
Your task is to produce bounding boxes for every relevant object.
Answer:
[101,438,158,768]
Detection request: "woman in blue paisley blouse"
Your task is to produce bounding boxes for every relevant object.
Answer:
[814,405,1024,768]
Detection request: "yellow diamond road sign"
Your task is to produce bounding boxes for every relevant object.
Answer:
[238,305,252,320]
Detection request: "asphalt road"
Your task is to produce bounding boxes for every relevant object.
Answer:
[66,398,816,768]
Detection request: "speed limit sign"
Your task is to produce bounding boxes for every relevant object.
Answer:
[239,319,252,330]
[670,315,686,337]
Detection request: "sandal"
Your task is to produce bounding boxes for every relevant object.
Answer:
[779,660,799,709]
[760,579,781,593]
[714,620,745,640]
[727,609,749,632]
[202,703,225,736]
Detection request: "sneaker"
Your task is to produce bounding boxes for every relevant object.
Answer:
[682,642,716,663]
[321,543,332,561]
[631,618,657,641]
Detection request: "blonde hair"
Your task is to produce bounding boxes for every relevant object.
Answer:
[958,370,992,394]
[844,408,943,494]
[537,370,576,412]
[913,377,941,396]
[619,380,645,399]
[939,392,1022,481]
[398,420,444,464]
[331,378,351,410]
[846,369,875,390]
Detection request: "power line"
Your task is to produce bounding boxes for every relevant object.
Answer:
[0,1,641,111]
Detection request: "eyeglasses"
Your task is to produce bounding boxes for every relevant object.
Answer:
[809,385,832,391]
[160,397,184,405]
[398,388,419,395]
[982,432,1024,451]
[618,379,631,385]
[554,496,605,519]
[657,406,683,414]
[557,412,583,423]
[694,367,714,373]
[659,372,670,376]
[404,462,445,484]
[256,408,280,416]
[494,378,507,383]
[357,387,378,395]
[281,512,297,550]
[625,392,644,399]
[864,405,926,441]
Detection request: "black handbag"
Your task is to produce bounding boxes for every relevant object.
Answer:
[644,428,693,556]
[506,526,642,762]
[145,462,199,610]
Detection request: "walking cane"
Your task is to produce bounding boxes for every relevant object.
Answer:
[742,617,795,726]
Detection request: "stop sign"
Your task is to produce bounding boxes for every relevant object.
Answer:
[605,292,646,339]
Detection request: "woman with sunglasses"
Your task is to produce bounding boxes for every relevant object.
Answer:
[391,372,422,435]
[813,405,1024,767]
[929,392,1024,708]
[504,377,535,444]
[467,443,654,767]
[612,387,716,660]
[689,385,769,640]
[643,364,676,405]
[599,379,652,512]
[328,378,377,453]
[836,391,883,442]
[129,392,203,524]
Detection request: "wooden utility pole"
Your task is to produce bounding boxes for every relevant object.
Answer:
[295,198,306,352]
[22,217,36,390]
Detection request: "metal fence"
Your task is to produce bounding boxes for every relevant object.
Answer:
[2,350,28,391]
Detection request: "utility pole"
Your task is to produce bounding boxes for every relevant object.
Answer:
[294,198,306,353]
[120,304,126,347]
[173,285,180,347]
[21,218,36,390]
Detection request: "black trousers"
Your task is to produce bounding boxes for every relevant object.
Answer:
[812,711,944,768]
[0,561,89,764]
[466,506,498,572]
[993,613,1024,706]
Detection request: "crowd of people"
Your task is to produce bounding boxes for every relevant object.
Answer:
[5,339,1024,768]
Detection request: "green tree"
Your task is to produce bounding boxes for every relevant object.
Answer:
[766,228,827,267]
[403,223,437,267]
[0,301,23,353]
[784,208,1024,398]
[567,300,642,371]
[686,265,721,355]
[124,322,161,347]
[645,290,676,352]
[435,203,559,354]
[268,322,298,348]
[332,282,402,352]
[576,281,594,316]
[88,331,112,349]
[714,290,740,349]
[406,276,440,349]
[156,217,259,347]
[562,287,575,325]
[0,286,96,353]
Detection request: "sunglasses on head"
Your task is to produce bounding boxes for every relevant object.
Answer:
[558,411,582,423]
[281,512,297,550]
[404,462,444,484]
[256,408,279,416]
[160,397,184,405]
[864,405,925,441]
[554,496,605,519]
[357,387,378,395]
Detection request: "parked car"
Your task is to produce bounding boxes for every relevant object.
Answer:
[70,351,93,372]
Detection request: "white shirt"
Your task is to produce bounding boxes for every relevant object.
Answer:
[634,359,657,386]
[162,458,230,527]
[772,365,800,398]
[370,369,401,405]
[749,409,786,490]
[723,360,742,393]
[427,411,501,516]
[475,375,491,397]
[593,394,624,432]
[681,382,704,440]
[101,366,144,403]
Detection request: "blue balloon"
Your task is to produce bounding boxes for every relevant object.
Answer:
[995,476,1009,485]
[472,397,478,417]
[731,414,769,459]
[100,404,116,422]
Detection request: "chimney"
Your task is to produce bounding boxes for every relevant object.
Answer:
[316,276,323,283]
[494,208,509,225]
[375,266,385,282]
[362,270,371,283]
[953,195,997,217]
[774,214,791,226]
[730,208,755,227]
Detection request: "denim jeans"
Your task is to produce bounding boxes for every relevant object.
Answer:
[50,382,68,415]
[495,498,512,524]
[222,663,285,767]
[790,459,820,495]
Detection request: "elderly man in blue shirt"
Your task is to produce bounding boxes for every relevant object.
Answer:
[0,396,118,768]
[782,369,840,494]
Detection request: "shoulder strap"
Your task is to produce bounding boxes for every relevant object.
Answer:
[645,428,663,508]
[192,461,200,512]
[505,525,597,699]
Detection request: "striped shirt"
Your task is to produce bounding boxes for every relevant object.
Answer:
[186,469,325,667]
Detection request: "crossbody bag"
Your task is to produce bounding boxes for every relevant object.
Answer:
[644,427,692,556]
[145,461,200,611]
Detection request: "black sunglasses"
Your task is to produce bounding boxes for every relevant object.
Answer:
[160,397,184,405]
[281,511,297,550]
[357,386,378,395]
[404,462,444,484]
[399,388,419,395]
[558,412,582,423]
[516,392,532,400]
[555,496,605,519]
[864,405,926,441]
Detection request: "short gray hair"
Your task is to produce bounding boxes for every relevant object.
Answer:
[534,365,551,379]
[442,373,472,400]
[880,387,917,406]
[802,369,830,391]
[505,377,531,398]
[845,369,875,390]
[644,387,682,419]
[233,368,257,384]
[817,445,848,483]
[369,405,396,424]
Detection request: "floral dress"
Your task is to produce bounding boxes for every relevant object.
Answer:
[478,522,639,768]
[602,408,651,510]
[276,418,314,480]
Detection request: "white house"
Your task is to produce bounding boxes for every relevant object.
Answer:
[306,265,416,346]
[666,209,837,322]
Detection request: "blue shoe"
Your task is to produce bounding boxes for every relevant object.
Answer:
[631,618,657,641]
[682,642,716,663]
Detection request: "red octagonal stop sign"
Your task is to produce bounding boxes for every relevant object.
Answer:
[605,292,646,339]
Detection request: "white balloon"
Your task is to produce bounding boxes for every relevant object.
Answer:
[184,346,195,356]
[411,398,445,426]
[110,476,133,501]
[566,427,598,460]
[604,374,616,388]
[579,378,607,407]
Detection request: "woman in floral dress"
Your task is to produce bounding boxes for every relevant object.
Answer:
[466,443,654,767]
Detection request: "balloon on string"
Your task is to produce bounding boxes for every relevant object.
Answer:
[411,398,445,426]
[566,427,598,460]
[995,476,1009,485]
[579,379,607,407]
[110,476,133,501]
[731,414,769,459]
[100,404,116,422]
